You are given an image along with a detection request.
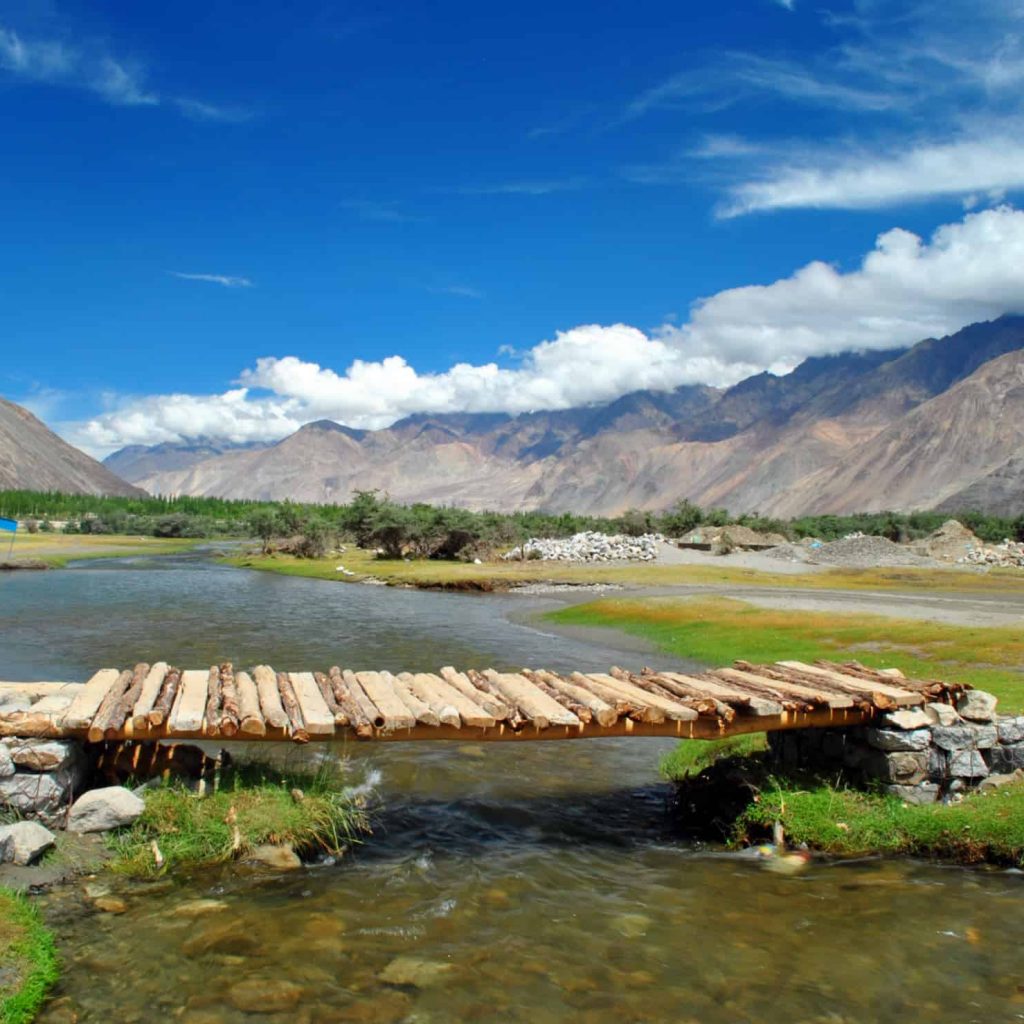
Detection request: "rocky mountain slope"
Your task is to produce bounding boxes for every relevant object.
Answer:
[105,316,1024,515]
[0,398,144,496]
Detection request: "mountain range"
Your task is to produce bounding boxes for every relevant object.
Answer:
[91,315,1024,516]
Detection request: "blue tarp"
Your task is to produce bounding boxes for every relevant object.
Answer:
[0,517,17,533]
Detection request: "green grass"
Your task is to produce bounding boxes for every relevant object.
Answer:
[0,889,59,1024]
[222,546,1024,595]
[738,774,1024,864]
[106,761,369,877]
[660,734,768,780]
[4,533,202,568]
[547,596,1024,711]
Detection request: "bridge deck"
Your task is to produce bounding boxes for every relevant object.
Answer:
[0,660,965,744]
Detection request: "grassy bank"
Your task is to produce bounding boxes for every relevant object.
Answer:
[106,762,369,877]
[3,533,202,568]
[223,546,1024,595]
[547,596,1024,711]
[0,889,58,1024]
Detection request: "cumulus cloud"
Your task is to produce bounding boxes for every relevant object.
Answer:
[75,206,1024,454]
[170,272,253,288]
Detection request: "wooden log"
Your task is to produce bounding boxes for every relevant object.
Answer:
[584,672,697,722]
[132,662,168,731]
[705,669,805,712]
[277,672,309,742]
[567,672,640,719]
[354,672,416,731]
[87,669,134,743]
[831,661,952,699]
[411,672,495,729]
[468,670,526,728]
[659,671,783,716]
[520,670,593,724]
[614,670,720,718]
[170,670,209,734]
[735,662,873,710]
[204,665,222,737]
[775,661,924,707]
[340,670,386,729]
[400,673,460,728]
[526,670,619,727]
[62,668,121,730]
[252,665,289,730]
[482,670,581,729]
[149,666,181,727]
[633,672,736,722]
[439,666,509,720]
[102,662,150,740]
[313,671,345,722]
[288,672,335,736]
[234,670,266,736]
[721,666,854,710]
[328,667,374,736]
[218,662,240,737]
[0,712,64,738]
[389,673,441,726]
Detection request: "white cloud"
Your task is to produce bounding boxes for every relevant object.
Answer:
[170,272,253,288]
[721,137,1024,215]
[74,206,1024,455]
[456,179,587,196]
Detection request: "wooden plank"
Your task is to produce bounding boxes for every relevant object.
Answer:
[235,670,266,736]
[62,669,121,730]
[404,673,461,728]
[313,671,344,721]
[776,661,924,706]
[132,662,168,730]
[170,670,209,733]
[658,671,782,716]
[439,667,509,720]
[389,673,441,726]
[522,670,594,724]
[288,672,335,736]
[341,670,387,729]
[705,669,805,711]
[719,666,855,709]
[417,673,495,729]
[568,672,641,719]
[525,670,618,727]
[355,672,416,731]
[586,672,697,722]
[218,663,240,737]
[633,672,736,722]
[482,671,581,729]
[101,662,150,739]
[252,665,288,730]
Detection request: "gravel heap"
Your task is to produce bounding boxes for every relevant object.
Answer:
[958,538,1024,569]
[808,536,938,569]
[503,531,665,562]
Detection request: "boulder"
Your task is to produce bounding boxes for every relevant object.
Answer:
[879,709,932,731]
[247,844,301,871]
[885,783,940,806]
[931,725,977,751]
[988,742,1024,774]
[0,771,73,815]
[969,724,998,749]
[863,750,928,785]
[0,820,56,865]
[946,750,989,779]
[67,786,145,833]
[957,690,998,723]
[979,769,1024,791]
[0,745,13,779]
[997,716,1024,745]
[925,703,961,727]
[864,728,931,752]
[5,739,80,773]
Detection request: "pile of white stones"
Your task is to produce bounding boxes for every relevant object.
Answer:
[958,538,1024,569]
[503,531,665,563]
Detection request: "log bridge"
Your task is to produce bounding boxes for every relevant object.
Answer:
[0,659,965,745]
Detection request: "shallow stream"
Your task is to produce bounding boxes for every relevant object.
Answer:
[3,553,1023,1022]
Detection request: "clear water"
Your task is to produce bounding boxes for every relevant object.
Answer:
[4,554,1023,1023]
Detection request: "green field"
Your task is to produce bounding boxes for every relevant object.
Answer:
[2,533,202,567]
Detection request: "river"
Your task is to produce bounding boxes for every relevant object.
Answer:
[4,552,1024,1023]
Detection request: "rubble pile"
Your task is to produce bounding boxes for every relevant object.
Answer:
[957,538,1024,569]
[913,519,985,562]
[807,535,937,569]
[503,531,664,563]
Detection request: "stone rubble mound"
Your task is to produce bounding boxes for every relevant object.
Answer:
[957,537,1024,569]
[503,531,665,563]
[805,535,937,569]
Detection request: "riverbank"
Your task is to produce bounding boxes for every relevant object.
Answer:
[222,545,1024,596]
[0,888,58,1024]
[2,534,203,568]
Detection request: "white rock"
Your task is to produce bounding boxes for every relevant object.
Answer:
[925,703,960,727]
[880,709,931,731]
[957,690,998,723]
[0,745,13,779]
[67,786,145,833]
[0,820,56,865]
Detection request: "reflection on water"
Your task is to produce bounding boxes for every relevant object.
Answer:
[6,555,1024,1021]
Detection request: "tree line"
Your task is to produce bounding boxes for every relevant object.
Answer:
[0,488,1020,559]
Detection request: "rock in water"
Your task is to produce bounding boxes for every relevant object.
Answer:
[0,820,56,865]
[67,786,146,833]
[379,956,454,988]
[229,979,303,1013]
[247,844,302,870]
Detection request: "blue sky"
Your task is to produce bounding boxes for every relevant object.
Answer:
[3,0,1024,453]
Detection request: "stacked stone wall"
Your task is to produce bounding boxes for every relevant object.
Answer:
[768,689,1021,804]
